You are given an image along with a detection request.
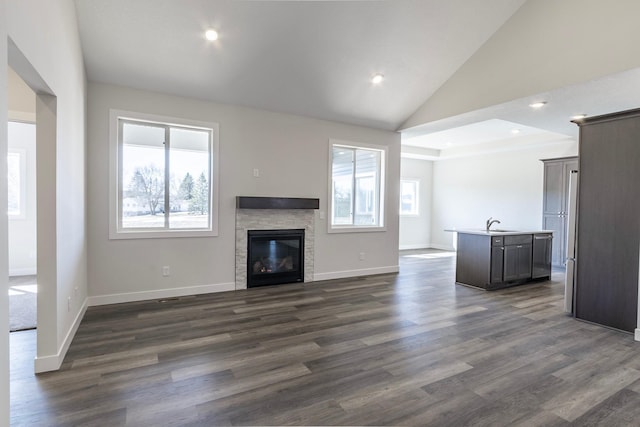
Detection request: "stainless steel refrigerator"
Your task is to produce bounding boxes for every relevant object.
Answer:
[564,169,578,314]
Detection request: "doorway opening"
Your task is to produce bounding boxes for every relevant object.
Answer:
[7,36,59,375]
[7,69,37,333]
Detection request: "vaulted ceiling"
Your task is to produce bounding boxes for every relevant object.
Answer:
[73,0,526,131]
[73,1,640,155]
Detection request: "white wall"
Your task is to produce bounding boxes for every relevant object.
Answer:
[87,82,400,302]
[0,0,9,421]
[403,0,640,129]
[8,122,37,275]
[6,0,87,374]
[8,66,35,122]
[399,157,433,250]
[431,140,577,250]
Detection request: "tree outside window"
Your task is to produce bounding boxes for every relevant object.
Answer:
[111,111,219,238]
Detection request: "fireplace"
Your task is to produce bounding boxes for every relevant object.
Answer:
[235,197,318,289]
[247,229,305,288]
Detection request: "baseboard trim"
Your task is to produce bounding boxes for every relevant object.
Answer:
[429,243,455,251]
[9,267,37,276]
[313,265,399,282]
[635,328,640,342]
[398,244,431,250]
[88,282,236,306]
[34,297,88,373]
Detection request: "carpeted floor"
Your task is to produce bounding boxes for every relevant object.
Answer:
[9,275,37,332]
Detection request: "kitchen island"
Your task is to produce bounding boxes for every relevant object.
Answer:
[449,229,553,290]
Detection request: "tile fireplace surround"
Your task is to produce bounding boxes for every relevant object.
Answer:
[235,197,319,289]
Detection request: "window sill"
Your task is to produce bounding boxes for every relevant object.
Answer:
[328,225,387,234]
[109,229,218,240]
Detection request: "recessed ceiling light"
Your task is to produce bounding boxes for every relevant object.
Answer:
[205,29,219,41]
[529,101,547,109]
[511,129,521,134]
[371,74,384,84]
[572,114,587,120]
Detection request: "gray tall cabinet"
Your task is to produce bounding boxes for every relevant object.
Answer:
[574,109,640,333]
[542,157,578,267]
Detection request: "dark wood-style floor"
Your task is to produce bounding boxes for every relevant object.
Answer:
[10,250,640,426]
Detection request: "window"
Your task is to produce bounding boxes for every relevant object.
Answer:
[329,140,386,231]
[7,121,31,220]
[7,150,24,218]
[400,179,419,216]
[110,110,219,239]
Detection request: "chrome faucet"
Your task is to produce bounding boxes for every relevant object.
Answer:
[486,217,501,231]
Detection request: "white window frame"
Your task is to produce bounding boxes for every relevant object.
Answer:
[328,139,387,233]
[109,109,219,239]
[7,148,27,220]
[400,179,420,216]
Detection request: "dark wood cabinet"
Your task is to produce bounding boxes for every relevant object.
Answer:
[542,157,578,267]
[503,244,532,281]
[574,109,640,333]
[455,232,548,290]
[490,246,504,283]
[503,235,532,282]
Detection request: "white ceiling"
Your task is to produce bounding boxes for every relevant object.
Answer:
[401,66,640,157]
[73,1,640,154]
[73,0,526,131]
[403,119,560,151]
[402,118,573,160]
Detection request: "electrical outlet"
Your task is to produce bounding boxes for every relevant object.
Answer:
[359,252,365,261]
[162,266,170,277]
[253,168,260,177]
[319,211,325,220]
